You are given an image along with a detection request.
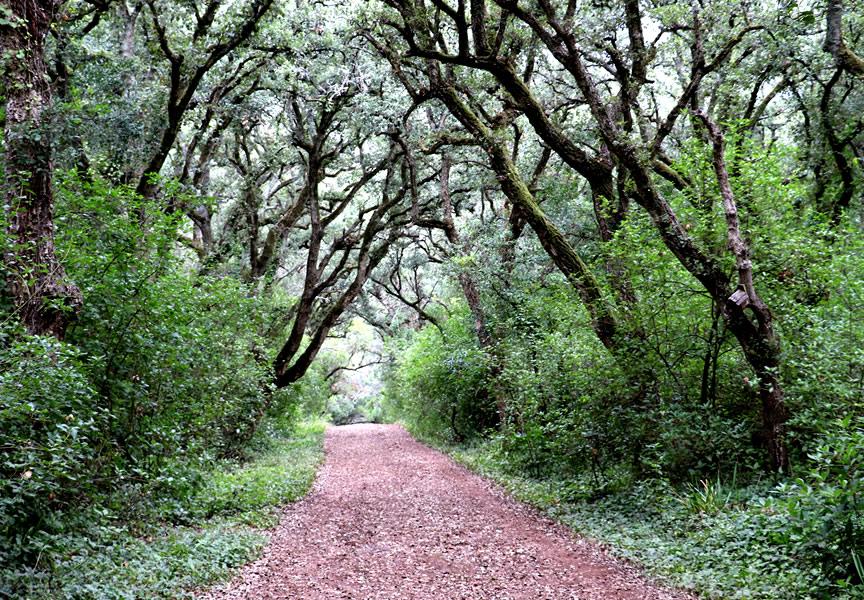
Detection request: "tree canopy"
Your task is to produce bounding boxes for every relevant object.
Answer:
[1,0,862,597]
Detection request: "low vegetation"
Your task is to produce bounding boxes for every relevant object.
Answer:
[435,429,864,599]
[1,419,324,599]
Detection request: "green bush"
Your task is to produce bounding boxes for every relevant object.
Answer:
[383,303,493,440]
[1,523,265,600]
[0,419,326,598]
[0,173,320,593]
[57,176,276,463]
[775,418,864,588]
[0,330,108,565]
[189,420,325,521]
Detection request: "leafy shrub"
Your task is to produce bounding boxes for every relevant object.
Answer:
[0,173,322,593]
[448,440,837,599]
[0,330,108,565]
[775,418,864,588]
[383,303,493,440]
[327,394,359,425]
[0,419,325,598]
[675,474,735,516]
[0,520,265,600]
[189,420,325,520]
[57,176,276,463]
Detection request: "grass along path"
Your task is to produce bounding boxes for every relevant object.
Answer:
[442,440,838,599]
[6,420,325,600]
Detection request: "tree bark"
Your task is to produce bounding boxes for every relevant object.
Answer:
[825,0,864,76]
[135,0,273,199]
[440,155,492,347]
[1,0,82,338]
[820,69,856,223]
[273,183,406,387]
[696,111,789,473]
[435,84,621,352]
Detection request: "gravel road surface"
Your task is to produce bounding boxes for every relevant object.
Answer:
[202,423,693,600]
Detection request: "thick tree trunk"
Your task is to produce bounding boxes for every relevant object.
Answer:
[825,0,864,76]
[1,0,82,338]
[498,6,791,471]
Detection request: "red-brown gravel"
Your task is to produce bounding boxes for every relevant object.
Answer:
[201,424,694,600]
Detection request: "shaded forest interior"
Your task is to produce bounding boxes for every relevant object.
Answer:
[1,0,862,598]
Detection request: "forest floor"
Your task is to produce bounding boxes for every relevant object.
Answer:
[201,424,693,600]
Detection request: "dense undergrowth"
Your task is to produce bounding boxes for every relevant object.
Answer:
[0,175,330,598]
[1,419,324,599]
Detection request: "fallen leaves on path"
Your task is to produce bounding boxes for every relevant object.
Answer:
[201,424,694,600]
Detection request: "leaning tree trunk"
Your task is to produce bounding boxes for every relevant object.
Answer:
[695,111,790,474]
[435,85,621,351]
[825,0,864,76]
[1,0,82,338]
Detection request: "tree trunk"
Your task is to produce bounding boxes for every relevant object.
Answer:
[440,154,509,423]
[697,111,790,474]
[436,85,621,352]
[440,156,492,347]
[825,0,864,76]
[1,0,82,338]
[498,8,791,470]
[274,215,402,388]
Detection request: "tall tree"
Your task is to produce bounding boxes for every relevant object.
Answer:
[495,0,790,471]
[1,0,82,338]
[135,0,274,199]
[825,0,864,76]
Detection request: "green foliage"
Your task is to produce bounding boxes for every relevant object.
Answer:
[57,175,277,461]
[327,394,361,425]
[0,331,107,565]
[383,302,493,441]
[446,440,847,599]
[0,419,325,599]
[282,360,332,419]
[3,524,264,600]
[2,0,863,596]
[0,173,330,596]
[188,420,325,522]
[775,418,864,588]
[382,133,864,596]
[675,474,736,516]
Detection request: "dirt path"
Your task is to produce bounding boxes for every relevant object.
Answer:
[202,424,693,600]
